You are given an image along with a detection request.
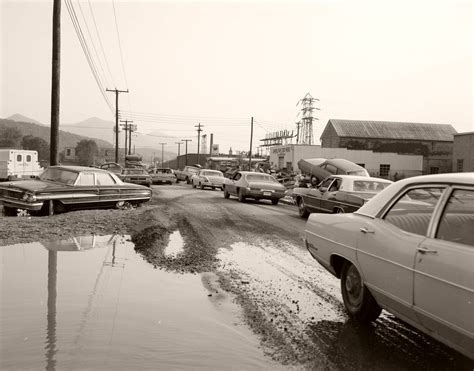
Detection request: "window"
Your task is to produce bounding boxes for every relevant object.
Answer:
[430,167,439,174]
[324,164,337,174]
[379,164,390,177]
[76,173,95,186]
[356,163,366,168]
[96,172,116,186]
[66,148,71,156]
[17,154,22,161]
[457,159,464,172]
[329,178,342,192]
[383,188,443,236]
[436,189,474,246]
[26,155,31,162]
[319,178,334,191]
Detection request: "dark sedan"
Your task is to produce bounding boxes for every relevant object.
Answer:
[223,171,286,205]
[0,166,152,216]
[118,168,152,187]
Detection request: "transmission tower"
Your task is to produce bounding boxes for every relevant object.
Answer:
[296,93,319,145]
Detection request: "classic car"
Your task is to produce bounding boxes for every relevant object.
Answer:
[118,168,152,187]
[304,173,474,359]
[299,158,370,183]
[223,171,286,204]
[0,165,152,216]
[191,169,225,190]
[293,175,393,217]
[175,165,200,184]
[149,168,176,185]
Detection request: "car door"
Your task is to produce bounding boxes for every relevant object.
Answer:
[73,172,100,206]
[356,187,444,323]
[96,172,121,205]
[226,172,241,195]
[305,177,335,212]
[319,177,343,212]
[413,187,474,354]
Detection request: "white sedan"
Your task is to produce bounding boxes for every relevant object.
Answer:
[304,173,474,359]
[191,169,225,190]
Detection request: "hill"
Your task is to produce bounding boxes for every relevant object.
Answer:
[0,118,112,149]
[7,114,46,126]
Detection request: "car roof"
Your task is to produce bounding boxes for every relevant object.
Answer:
[323,158,366,170]
[327,175,392,182]
[356,172,474,218]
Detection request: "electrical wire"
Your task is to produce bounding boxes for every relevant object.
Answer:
[111,0,129,90]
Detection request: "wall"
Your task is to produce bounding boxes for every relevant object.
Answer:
[269,144,423,179]
[453,133,474,172]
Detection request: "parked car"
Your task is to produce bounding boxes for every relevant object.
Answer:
[300,158,370,183]
[223,171,286,205]
[191,169,225,190]
[0,165,152,216]
[304,173,474,359]
[99,162,124,176]
[176,165,200,184]
[149,168,176,185]
[118,168,152,187]
[293,175,393,217]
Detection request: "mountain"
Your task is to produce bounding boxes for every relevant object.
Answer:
[0,118,112,149]
[7,114,46,126]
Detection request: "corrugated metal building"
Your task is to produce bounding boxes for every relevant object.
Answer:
[320,119,457,174]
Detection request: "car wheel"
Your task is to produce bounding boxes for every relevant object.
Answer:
[186,177,191,184]
[3,206,18,216]
[271,198,279,205]
[192,182,196,188]
[40,200,55,216]
[200,183,205,190]
[224,188,230,199]
[297,198,309,218]
[238,189,246,202]
[341,262,381,323]
[334,207,345,214]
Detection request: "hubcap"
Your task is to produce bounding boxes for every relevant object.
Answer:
[345,266,363,305]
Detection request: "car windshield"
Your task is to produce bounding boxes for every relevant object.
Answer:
[123,169,146,175]
[246,174,278,183]
[202,171,223,177]
[352,180,391,192]
[40,168,78,185]
[348,170,369,176]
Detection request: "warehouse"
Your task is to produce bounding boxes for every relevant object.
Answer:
[453,132,474,172]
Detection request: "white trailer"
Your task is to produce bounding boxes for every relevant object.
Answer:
[0,149,44,181]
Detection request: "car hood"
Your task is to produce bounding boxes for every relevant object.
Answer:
[0,179,66,193]
[248,181,285,191]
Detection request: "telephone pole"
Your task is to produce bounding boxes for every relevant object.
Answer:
[175,141,183,169]
[120,120,133,161]
[106,88,129,162]
[182,139,192,166]
[50,0,61,166]
[195,123,204,165]
[248,117,253,170]
[159,143,166,167]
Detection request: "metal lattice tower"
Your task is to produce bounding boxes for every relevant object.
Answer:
[296,93,319,145]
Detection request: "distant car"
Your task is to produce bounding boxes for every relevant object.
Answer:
[0,165,152,216]
[191,169,225,190]
[99,162,124,176]
[293,175,393,217]
[223,171,286,205]
[301,158,370,183]
[149,168,176,185]
[118,168,152,187]
[176,166,200,184]
[304,173,474,359]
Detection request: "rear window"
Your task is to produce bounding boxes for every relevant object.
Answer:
[124,169,146,175]
[352,180,390,192]
[202,171,223,177]
[246,174,277,183]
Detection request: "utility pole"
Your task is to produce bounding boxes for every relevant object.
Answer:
[195,123,204,165]
[248,117,253,170]
[296,93,319,145]
[159,143,166,167]
[106,88,129,162]
[175,141,183,169]
[182,139,192,166]
[120,120,133,162]
[50,0,61,166]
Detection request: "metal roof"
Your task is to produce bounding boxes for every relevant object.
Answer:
[325,119,457,141]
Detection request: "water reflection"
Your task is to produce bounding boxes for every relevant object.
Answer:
[1,235,274,370]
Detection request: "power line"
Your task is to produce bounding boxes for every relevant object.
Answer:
[111,0,128,89]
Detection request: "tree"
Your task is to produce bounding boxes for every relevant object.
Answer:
[22,135,50,161]
[75,140,99,166]
[0,127,22,148]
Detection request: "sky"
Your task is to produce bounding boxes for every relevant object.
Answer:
[1,0,473,155]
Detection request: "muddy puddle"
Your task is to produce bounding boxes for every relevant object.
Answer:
[0,235,283,370]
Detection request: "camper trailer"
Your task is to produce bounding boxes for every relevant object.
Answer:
[0,149,44,181]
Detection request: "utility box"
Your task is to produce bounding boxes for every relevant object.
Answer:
[0,149,44,181]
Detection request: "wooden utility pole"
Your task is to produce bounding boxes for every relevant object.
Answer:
[106,88,129,162]
[175,141,183,169]
[159,142,166,167]
[248,117,253,170]
[195,123,204,165]
[120,120,133,162]
[50,0,61,166]
[182,139,192,166]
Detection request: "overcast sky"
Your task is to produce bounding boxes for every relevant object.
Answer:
[1,0,472,154]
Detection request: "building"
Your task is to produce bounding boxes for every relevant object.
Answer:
[453,132,474,172]
[320,119,457,174]
[269,144,423,180]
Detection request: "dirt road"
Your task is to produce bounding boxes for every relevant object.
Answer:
[1,184,472,369]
